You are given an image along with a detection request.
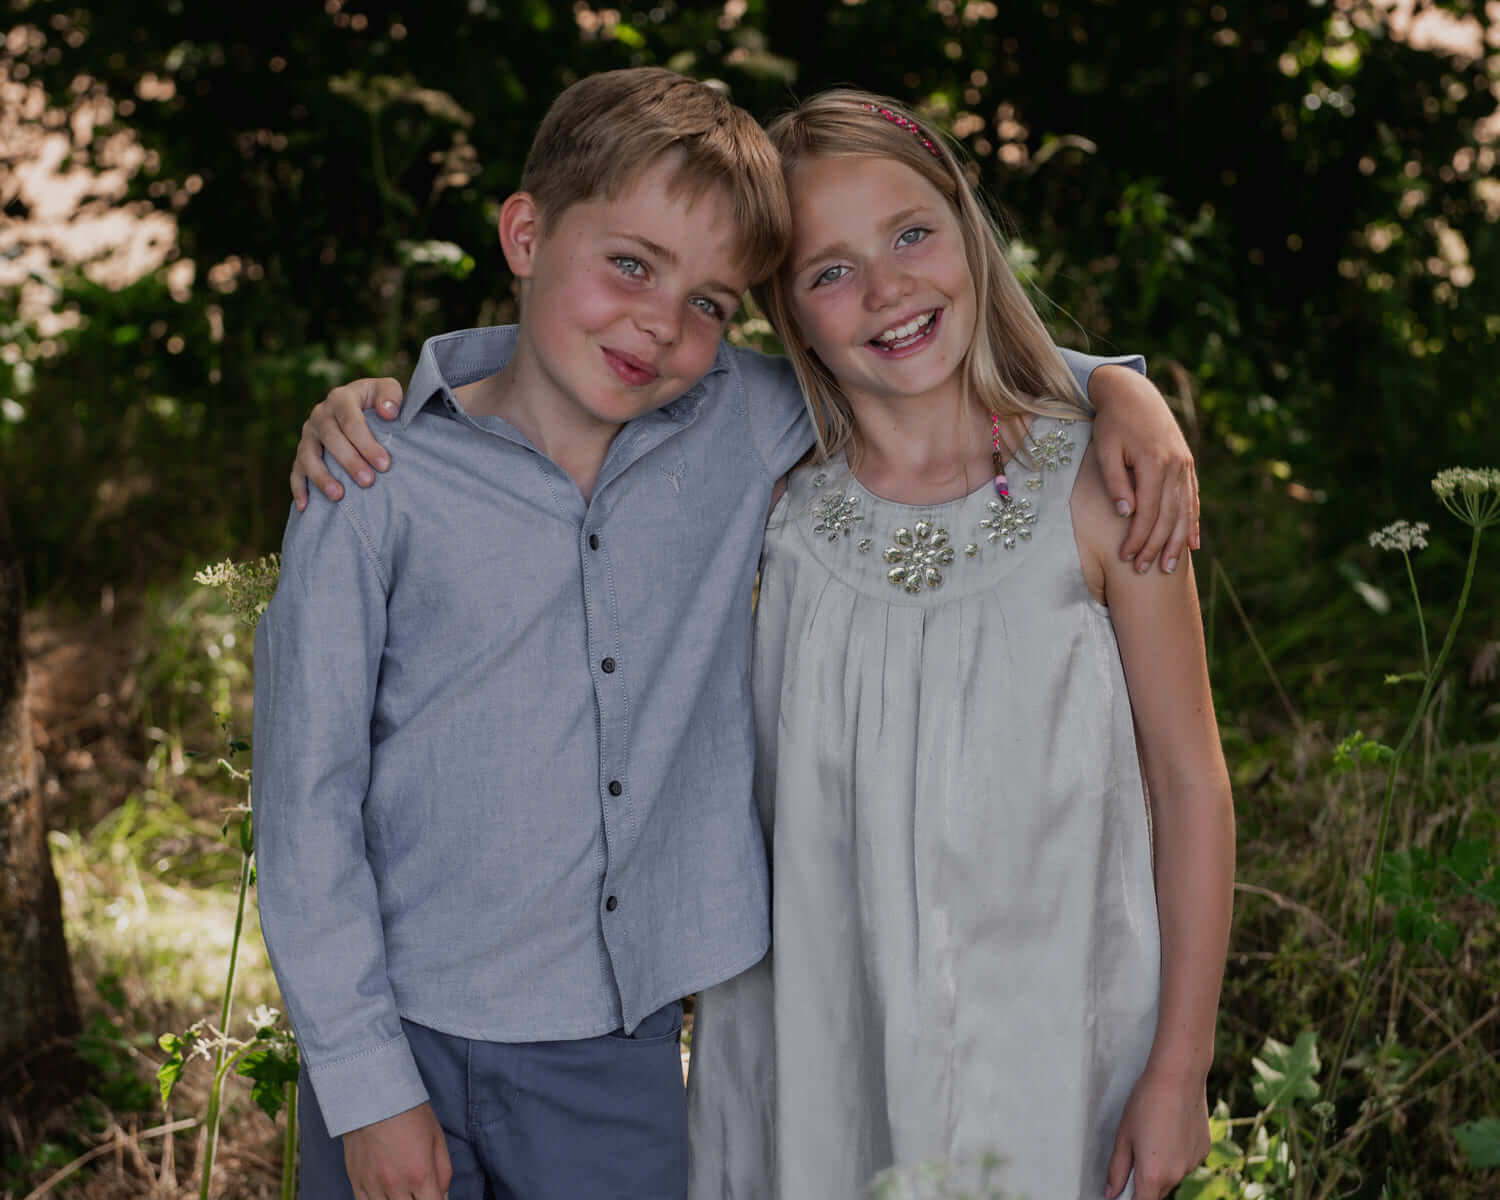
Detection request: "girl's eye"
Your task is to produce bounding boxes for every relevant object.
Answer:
[896,227,930,248]
[612,256,646,278]
[690,296,726,320]
[812,264,849,288]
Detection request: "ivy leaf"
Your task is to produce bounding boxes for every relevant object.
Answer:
[1453,1118,1500,1169]
[1252,1031,1321,1110]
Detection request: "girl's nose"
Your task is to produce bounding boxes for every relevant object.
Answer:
[863,259,914,310]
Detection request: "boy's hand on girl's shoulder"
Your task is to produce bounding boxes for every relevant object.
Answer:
[1104,1063,1210,1200]
[1087,364,1200,576]
[342,1101,453,1200]
[291,377,405,511]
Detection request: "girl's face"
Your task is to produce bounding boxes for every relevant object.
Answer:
[784,153,977,416]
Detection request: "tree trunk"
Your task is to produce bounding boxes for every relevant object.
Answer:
[0,488,82,1121]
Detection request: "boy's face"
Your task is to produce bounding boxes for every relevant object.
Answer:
[503,156,749,433]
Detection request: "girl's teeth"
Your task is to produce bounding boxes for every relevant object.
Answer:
[879,312,934,343]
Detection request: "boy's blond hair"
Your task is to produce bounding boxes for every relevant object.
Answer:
[522,68,791,284]
[750,89,1087,465]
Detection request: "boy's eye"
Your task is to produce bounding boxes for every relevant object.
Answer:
[611,256,646,278]
[690,296,726,320]
[812,264,849,288]
[896,227,930,248]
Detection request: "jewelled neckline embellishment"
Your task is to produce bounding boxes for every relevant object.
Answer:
[883,521,955,593]
[812,489,863,541]
[980,496,1038,549]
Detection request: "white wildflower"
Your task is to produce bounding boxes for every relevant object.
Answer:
[1431,467,1500,530]
[1368,520,1429,553]
[195,554,282,628]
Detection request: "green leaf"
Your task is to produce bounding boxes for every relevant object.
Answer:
[1252,1031,1321,1110]
[1453,1118,1500,1169]
[1444,838,1492,886]
[236,1041,301,1121]
[1175,1173,1239,1200]
[156,1030,196,1106]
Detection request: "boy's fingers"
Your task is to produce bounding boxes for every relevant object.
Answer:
[1159,463,1196,573]
[1096,442,1138,521]
[1121,454,1166,565]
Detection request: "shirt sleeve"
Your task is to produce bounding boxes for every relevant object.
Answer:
[252,491,429,1138]
[733,345,815,479]
[1056,347,1146,414]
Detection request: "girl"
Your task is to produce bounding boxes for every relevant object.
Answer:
[684,92,1235,1200]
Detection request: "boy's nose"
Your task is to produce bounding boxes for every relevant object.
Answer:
[635,298,681,345]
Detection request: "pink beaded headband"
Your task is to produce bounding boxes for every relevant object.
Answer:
[862,102,943,160]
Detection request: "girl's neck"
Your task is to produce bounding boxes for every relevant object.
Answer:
[847,394,1027,506]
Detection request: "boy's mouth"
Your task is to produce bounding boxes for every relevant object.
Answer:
[602,347,659,386]
[869,309,939,355]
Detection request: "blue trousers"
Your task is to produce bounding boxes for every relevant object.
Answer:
[297,1001,688,1199]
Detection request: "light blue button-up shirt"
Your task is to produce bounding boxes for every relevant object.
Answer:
[252,323,1136,1136]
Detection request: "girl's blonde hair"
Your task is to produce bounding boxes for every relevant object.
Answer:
[749,89,1088,463]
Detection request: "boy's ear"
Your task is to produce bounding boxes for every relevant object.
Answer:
[498,191,542,279]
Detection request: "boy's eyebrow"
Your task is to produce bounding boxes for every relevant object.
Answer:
[617,233,745,300]
[792,206,931,276]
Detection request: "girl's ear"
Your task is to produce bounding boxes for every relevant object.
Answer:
[498,192,542,279]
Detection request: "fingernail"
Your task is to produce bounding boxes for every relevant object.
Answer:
[358,469,373,486]
[1136,558,1152,574]
[376,455,390,470]
[1115,500,1132,517]
[296,497,306,512]
[324,484,339,499]
[1164,556,1177,573]
[382,401,398,415]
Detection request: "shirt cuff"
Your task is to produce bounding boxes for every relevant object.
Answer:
[1077,352,1146,415]
[307,1031,430,1138]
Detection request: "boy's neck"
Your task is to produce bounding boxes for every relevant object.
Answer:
[455,366,619,502]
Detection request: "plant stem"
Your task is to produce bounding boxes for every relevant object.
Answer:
[1403,551,1430,676]
[200,834,254,1200]
[1211,557,1300,726]
[1307,524,1484,1185]
[282,1077,299,1200]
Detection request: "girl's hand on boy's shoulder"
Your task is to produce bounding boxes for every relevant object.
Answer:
[1087,365,1200,575]
[291,377,405,510]
[1104,1063,1211,1200]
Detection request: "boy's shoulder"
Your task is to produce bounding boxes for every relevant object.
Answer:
[718,340,799,397]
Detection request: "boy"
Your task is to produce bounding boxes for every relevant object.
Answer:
[258,68,1195,1200]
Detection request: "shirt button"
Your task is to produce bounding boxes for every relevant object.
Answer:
[601,657,616,673]
[605,895,619,912]
[608,780,622,796]
[589,533,600,550]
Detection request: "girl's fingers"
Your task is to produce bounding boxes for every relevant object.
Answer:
[1104,1132,1133,1198]
[1121,454,1167,569]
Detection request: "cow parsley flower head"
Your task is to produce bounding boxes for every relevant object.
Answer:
[1431,467,1500,530]
[195,554,282,628]
[1368,521,1429,553]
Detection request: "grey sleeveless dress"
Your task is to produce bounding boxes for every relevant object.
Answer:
[687,417,1160,1200]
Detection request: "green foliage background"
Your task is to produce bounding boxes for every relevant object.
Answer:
[3,3,1500,1195]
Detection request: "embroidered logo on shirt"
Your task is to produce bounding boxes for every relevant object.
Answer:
[660,461,688,494]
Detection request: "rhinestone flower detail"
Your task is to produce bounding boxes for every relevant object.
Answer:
[980,497,1038,549]
[883,521,955,593]
[812,490,863,541]
[1032,429,1075,473]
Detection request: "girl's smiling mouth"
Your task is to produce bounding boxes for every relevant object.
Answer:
[869,309,940,355]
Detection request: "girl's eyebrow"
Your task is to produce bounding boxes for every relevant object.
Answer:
[791,206,931,275]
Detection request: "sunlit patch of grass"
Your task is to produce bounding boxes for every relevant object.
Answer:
[50,806,280,1025]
